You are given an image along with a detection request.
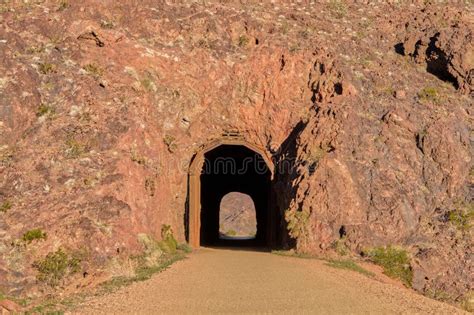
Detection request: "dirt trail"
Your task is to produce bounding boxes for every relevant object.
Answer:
[78,248,465,314]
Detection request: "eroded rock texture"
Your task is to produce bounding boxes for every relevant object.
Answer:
[400,5,474,95]
[0,0,472,307]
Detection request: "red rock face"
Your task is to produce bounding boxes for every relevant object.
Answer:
[399,5,474,96]
[219,192,257,238]
[0,0,472,306]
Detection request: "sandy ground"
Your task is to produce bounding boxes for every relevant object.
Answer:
[77,248,466,314]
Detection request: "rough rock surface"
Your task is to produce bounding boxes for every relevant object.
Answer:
[0,0,472,308]
[219,192,257,237]
[400,5,474,96]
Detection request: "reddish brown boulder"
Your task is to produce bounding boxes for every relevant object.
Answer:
[400,6,474,95]
[0,300,21,314]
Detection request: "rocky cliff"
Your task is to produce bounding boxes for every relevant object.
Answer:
[0,0,472,308]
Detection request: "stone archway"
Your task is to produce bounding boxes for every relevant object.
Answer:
[187,137,275,248]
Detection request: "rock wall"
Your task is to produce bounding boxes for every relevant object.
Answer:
[0,0,472,306]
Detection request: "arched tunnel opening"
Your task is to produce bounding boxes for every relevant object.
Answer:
[200,145,271,247]
[187,141,280,248]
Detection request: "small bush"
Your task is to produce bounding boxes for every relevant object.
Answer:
[418,87,439,103]
[83,63,103,77]
[332,238,349,256]
[57,0,68,11]
[141,77,156,92]
[0,148,14,167]
[285,208,310,239]
[100,20,115,29]
[22,228,47,243]
[326,259,374,277]
[0,200,12,213]
[462,290,474,312]
[38,63,56,75]
[158,224,178,254]
[102,233,188,293]
[238,35,249,47]
[33,249,81,287]
[307,147,326,163]
[448,202,473,231]
[328,0,347,19]
[65,138,87,159]
[130,148,146,165]
[36,103,55,117]
[366,246,413,287]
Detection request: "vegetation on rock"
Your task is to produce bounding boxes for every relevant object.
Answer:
[366,246,413,287]
[22,228,47,243]
[0,200,12,213]
[33,249,82,287]
[36,103,55,118]
[158,224,178,254]
[448,201,474,231]
[285,208,310,242]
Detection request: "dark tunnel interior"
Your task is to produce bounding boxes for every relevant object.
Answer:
[200,145,273,247]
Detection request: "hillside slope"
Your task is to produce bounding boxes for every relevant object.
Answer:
[0,0,472,308]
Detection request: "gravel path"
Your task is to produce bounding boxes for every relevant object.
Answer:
[78,248,465,314]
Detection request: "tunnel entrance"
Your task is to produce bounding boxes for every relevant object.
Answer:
[187,138,276,248]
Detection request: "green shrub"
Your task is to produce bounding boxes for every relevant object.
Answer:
[36,103,55,117]
[366,246,413,287]
[418,87,439,103]
[33,249,81,287]
[130,148,146,165]
[134,252,184,282]
[38,62,56,75]
[0,200,12,213]
[141,77,156,92]
[462,290,474,312]
[65,138,87,158]
[328,0,347,19]
[307,147,326,163]
[448,202,473,231]
[0,148,14,167]
[158,225,177,254]
[177,243,192,253]
[332,238,349,256]
[285,208,310,239]
[83,63,103,77]
[137,233,161,253]
[238,35,249,47]
[326,259,374,277]
[22,228,47,243]
[57,0,69,11]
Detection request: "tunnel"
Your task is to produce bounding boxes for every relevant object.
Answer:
[187,140,277,248]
